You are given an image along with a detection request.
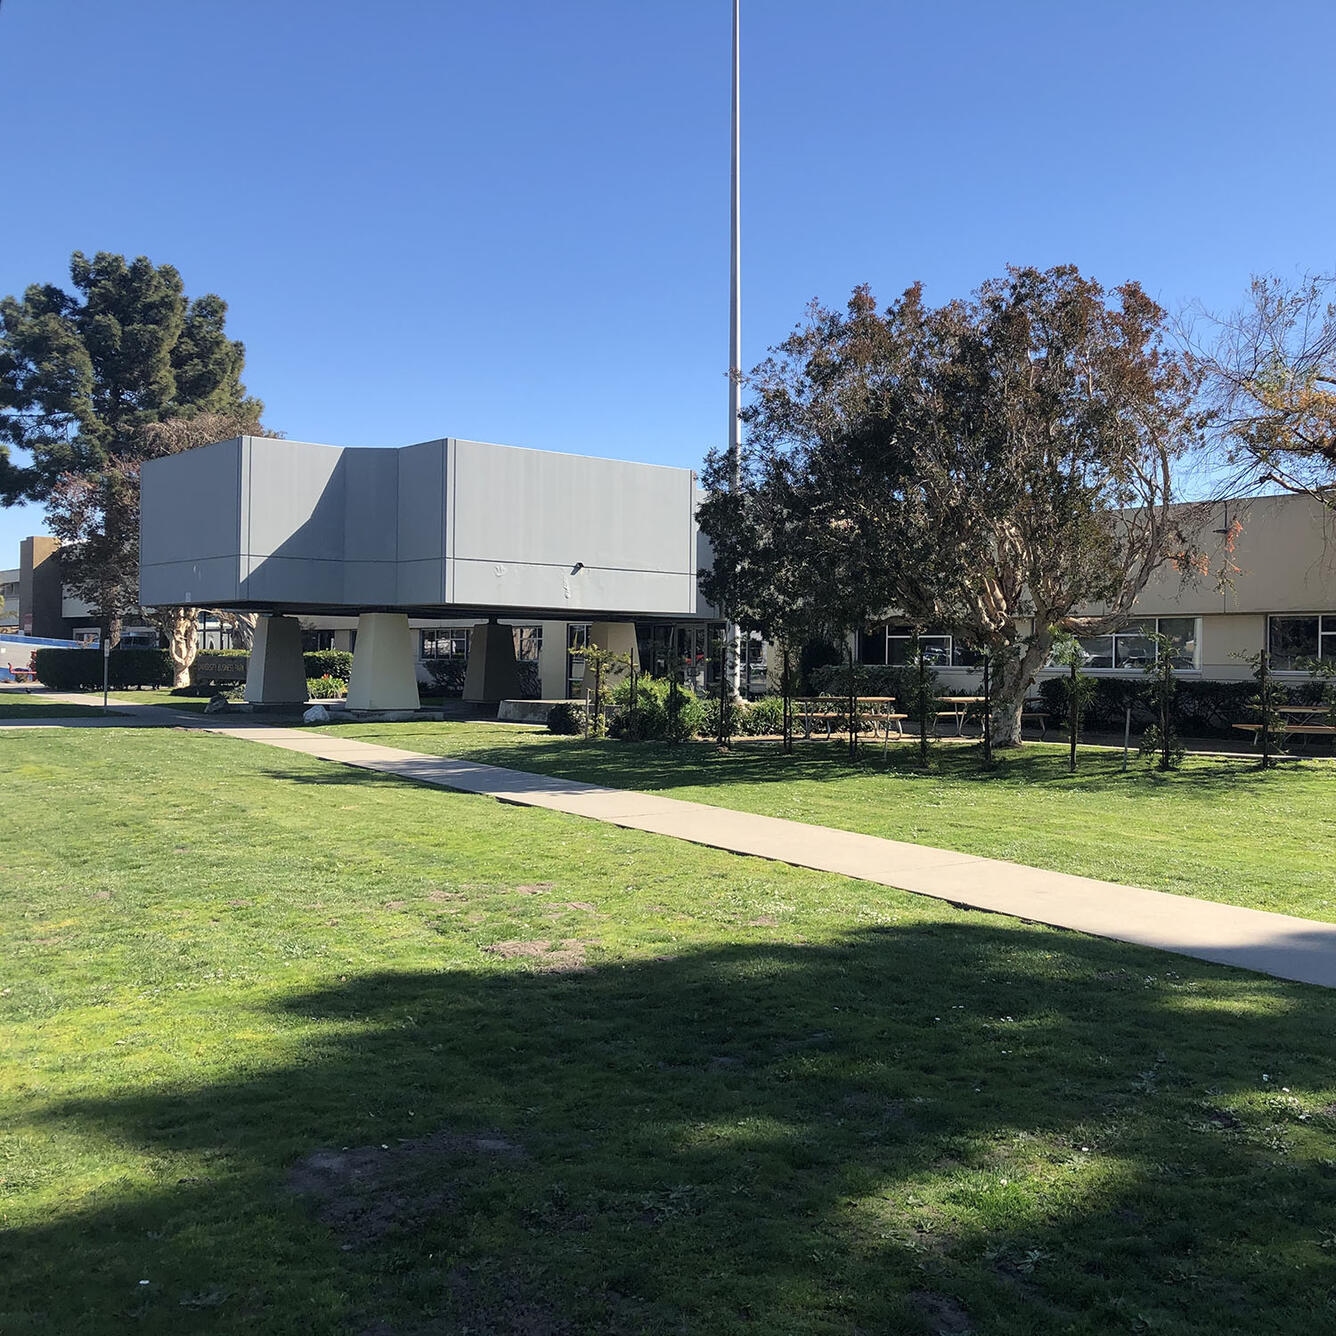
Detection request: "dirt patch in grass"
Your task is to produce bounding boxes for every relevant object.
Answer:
[481,939,589,971]
[287,1129,521,1249]
[908,1289,973,1334]
[512,883,554,896]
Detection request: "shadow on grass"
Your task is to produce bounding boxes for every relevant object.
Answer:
[323,727,1301,801]
[8,924,1336,1335]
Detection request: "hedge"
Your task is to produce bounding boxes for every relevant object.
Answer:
[303,650,353,681]
[33,648,172,691]
[1033,675,1322,740]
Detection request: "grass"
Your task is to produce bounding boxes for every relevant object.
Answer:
[4,725,1336,1334]
[309,721,1336,925]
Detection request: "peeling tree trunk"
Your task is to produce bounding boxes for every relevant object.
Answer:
[155,606,199,689]
[217,609,257,651]
[991,631,1054,747]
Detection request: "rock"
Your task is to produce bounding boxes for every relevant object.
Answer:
[303,704,331,723]
[204,695,230,714]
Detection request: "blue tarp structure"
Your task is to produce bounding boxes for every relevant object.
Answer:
[0,634,83,680]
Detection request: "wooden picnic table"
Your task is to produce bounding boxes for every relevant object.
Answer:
[1232,712,1336,751]
[933,695,985,736]
[793,696,907,744]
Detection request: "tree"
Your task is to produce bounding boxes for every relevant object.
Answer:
[739,266,1204,746]
[44,408,268,686]
[1185,273,1336,502]
[0,251,262,641]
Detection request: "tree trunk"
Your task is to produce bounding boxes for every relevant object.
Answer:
[991,633,1053,747]
[217,609,257,651]
[159,606,199,689]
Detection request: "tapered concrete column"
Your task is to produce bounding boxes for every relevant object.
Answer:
[347,613,420,711]
[588,622,639,682]
[463,620,523,703]
[245,614,308,704]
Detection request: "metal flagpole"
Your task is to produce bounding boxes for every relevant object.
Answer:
[726,0,743,695]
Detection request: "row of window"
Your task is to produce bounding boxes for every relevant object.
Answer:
[860,614,1336,673]
[419,626,543,663]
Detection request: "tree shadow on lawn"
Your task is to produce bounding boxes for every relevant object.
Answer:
[12,924,1336,1336]
[308,727,1303,802]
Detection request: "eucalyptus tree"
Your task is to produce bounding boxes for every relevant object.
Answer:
[1185,273,1336,502]
[740,266,1203,746]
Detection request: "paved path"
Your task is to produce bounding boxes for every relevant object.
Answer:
[196,720,1336,990]
[12,692,1336,989]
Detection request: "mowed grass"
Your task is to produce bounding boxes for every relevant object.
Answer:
[3,728,1336,1334]
[320,720,1336,923]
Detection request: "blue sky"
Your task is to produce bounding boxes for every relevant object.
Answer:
[2,0,1335,562]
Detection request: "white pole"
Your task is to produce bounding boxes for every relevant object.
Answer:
[726,0,743,695]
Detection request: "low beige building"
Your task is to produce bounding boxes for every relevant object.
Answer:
[856,492,1336,687]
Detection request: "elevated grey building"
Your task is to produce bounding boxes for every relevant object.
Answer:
[140,435,712,709]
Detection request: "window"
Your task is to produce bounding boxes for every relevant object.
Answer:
[513,625,542,663]
[1268,614,1336,670]
[420,627,471,660]
[858,623,976,668]
[566,623,590,697]
[1075,617,1199,672]
[300,627,334,652]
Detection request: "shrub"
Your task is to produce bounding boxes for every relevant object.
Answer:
[546,702,586,735]
[809,662,919,704]
[33,648,172,691]
[1035,676,1261,739]
[306,675,348,699]
[304,650,353,681]
[739,695,786,736]
[607,675,706,741]
[700,694,745,743]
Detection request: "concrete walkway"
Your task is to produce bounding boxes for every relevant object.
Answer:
[11,691,1336,989]
[194,719,1336,990]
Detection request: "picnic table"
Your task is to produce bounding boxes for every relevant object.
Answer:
[1232,705,1336,752]
[793,696,907,744]
[932,695,984,736]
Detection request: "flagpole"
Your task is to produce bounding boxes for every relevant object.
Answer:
[726,0,743,695]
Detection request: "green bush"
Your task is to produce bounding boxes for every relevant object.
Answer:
[306,675,347,699]
[739,695,786,735]
[1035,676,1262,739]
[607,676,705,741]
[546,702,586,735]
[304,650,353,681]
[809,662,919,704]
[33,648,172,691]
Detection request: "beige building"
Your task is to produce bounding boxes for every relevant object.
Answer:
[856,493,1336,686]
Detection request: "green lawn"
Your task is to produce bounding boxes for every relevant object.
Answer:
[4,726,1336,1334]
[310,721,1336,924]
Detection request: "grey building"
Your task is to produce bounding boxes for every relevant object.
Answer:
[140,434,716,708]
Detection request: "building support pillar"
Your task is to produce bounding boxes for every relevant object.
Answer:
[463,620,523,703]
[347,613,421,711]
[588,621,639,683]
[244,614,308,704]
